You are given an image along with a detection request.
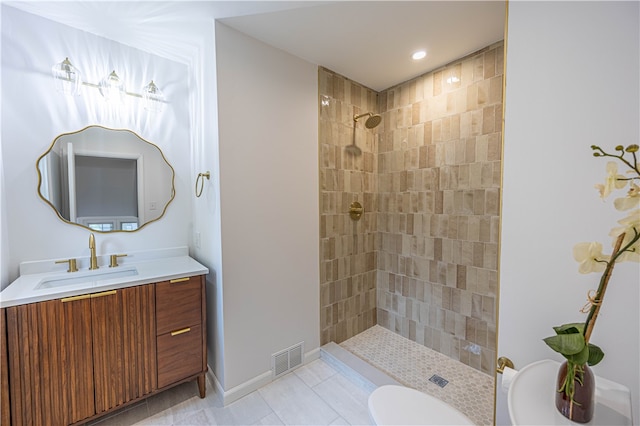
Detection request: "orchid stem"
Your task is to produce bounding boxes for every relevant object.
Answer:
[583,230,639,343]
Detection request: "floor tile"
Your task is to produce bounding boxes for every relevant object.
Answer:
[207,391,273,425]
[294,358,338,387]
[173,409,217,425]
[253,412,284,425]
[258,373,340,425]
[313,374,373,426]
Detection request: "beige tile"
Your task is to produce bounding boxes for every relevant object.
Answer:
[320,42,502,373]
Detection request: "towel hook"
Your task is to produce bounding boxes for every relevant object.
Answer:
[195,171,210,197]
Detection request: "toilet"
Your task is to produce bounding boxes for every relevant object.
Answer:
[368,385,475,425]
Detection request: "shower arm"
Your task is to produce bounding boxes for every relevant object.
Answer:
[353,112,373,121]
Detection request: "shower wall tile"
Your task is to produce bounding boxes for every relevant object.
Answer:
[376,41,503,375]
[319,41,502,374]
[319,68,379,345]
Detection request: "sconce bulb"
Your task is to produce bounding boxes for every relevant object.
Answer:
[142,80,164,112]
[99,70,126,103]
[52,57,81,96]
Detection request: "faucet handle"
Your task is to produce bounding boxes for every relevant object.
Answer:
[109,254,127,268]
[55,258,78,273]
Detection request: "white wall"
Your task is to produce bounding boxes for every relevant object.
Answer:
[214,23,320,394]
[1,6,192,288]
[1,4,321,405]
[498,2,639,424]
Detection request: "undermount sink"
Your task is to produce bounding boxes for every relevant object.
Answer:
[36,267,138,290]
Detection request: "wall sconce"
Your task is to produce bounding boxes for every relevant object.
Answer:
[51,57,81,96]
[142,80,164,112]
[99,70,126,103]
[51,57,165,111]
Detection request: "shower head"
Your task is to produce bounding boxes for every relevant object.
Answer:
[354,112,382,129]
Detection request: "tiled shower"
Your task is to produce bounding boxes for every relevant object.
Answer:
[319,41,503,375]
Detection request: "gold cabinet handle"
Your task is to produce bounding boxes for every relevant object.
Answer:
[169,277,190,284]
[61,294,91,303]
[171,327,191,336]
[90,290,117,299]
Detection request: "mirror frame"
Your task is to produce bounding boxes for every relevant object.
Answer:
[36,125,176,233]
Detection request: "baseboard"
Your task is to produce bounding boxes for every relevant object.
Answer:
[208,346,321,406]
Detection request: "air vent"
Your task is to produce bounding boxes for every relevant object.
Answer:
[272,342,304,378]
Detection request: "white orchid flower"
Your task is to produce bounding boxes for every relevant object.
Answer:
[609,209,640,263]
[573,241,609,274]
[595,161,627,199]
[614,181,640,211]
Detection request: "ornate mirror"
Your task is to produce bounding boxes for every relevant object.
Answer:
[36,125,175,232]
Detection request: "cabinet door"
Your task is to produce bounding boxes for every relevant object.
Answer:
[91,285,156,414]
[6,296,95,425]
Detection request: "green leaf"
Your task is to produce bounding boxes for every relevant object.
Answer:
[552,323,584,335]
[587,343,605,366]
[567,345,589,365]
[543,333,585,356]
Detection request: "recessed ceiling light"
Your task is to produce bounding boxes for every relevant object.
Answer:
[412,50,427,61]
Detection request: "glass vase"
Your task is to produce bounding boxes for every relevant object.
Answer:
[555,361,595,423]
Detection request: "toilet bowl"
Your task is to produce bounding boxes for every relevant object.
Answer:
[368,385,475,425]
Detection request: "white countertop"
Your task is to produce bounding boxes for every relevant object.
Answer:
[0,247,209,308]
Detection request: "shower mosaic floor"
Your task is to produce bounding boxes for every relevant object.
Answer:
[340,325,494,426]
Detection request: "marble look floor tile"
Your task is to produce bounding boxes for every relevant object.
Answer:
[173,408,217,425]
[166,396,216,425]
[146,381,203,417]
[207,390,274,425]
[313,374,373,426]
[258,373,340,425]
[253,412,285,425]
[294,358,338,387]
[133,410,173,426]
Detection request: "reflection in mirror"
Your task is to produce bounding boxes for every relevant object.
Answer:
[37,125,175,232]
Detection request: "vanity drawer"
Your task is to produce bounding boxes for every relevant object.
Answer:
[156,276,202,335]
[157,324,203,388]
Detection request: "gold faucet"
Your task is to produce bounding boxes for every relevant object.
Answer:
[89,233,99,270]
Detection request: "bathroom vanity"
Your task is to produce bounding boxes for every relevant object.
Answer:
[0,248,208,426]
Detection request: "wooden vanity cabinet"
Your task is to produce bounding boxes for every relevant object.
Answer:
[3,276,206,425]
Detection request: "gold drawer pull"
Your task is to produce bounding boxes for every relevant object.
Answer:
[170,277,190,284]
[171,327,191,336]
[90,290,117,298]
[61,294,91,303]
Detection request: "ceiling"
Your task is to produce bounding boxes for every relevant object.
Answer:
[6,1,506,92]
